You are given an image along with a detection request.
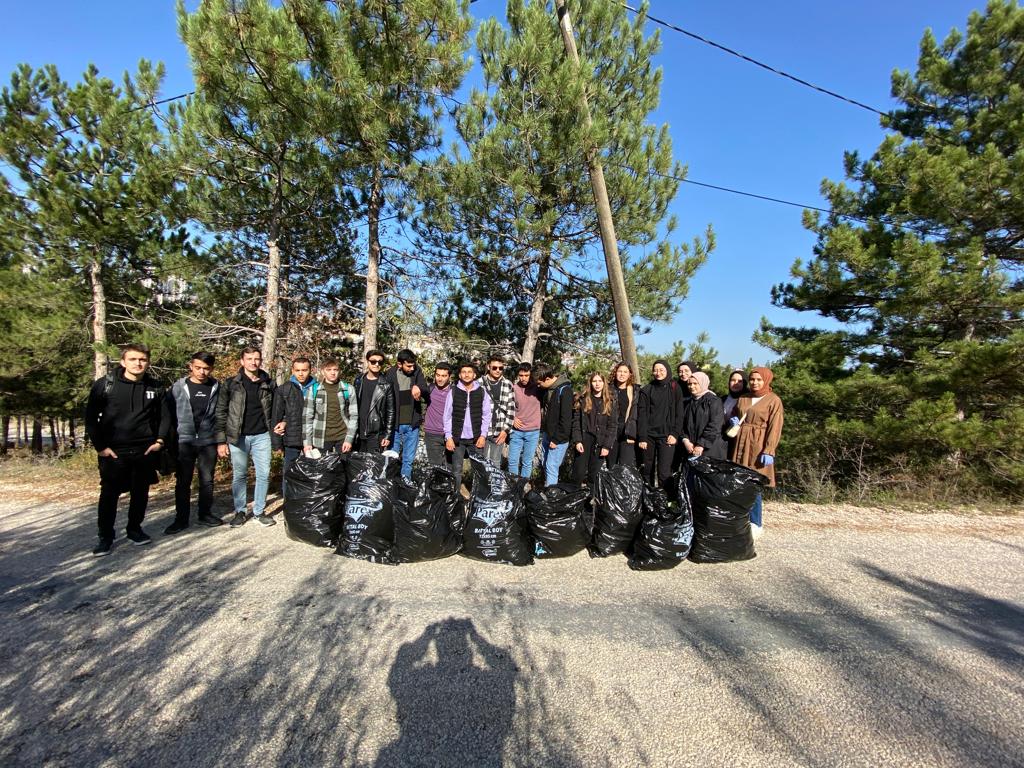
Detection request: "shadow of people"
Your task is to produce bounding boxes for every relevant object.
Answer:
[375,617,519,768]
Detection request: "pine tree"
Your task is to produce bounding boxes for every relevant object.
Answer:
[760,0,1024,499]
[414,0,711,362]
[0,61,192,384]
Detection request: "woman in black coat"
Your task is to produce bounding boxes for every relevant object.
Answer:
[571,372,619,485]
[680,371,726,460]
[608,362,639,467]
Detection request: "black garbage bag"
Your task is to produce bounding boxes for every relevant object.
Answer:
[283,453,348,547]
[525,483,593,558]
[628,483,694,571]
[462,455,533,566]
[687,457,766,563]
[589,463,644,557]
[393,466,464,563]
[336,452,401,564]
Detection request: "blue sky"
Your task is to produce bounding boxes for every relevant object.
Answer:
[2,0,985,367]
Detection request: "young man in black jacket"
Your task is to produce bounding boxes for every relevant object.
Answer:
[534,362,574,486]
[271,356,316,500]
[382,348,428,478]
[85,343,172,556]
[353,349,396,454]
[165,351,223,534]
[215,347,277,528]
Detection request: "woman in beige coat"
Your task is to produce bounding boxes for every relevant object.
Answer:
[728,366,783,535]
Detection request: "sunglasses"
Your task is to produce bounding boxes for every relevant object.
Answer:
[368,359,383,366]
[490,365,504,371]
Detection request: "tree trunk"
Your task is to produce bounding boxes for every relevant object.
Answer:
[261,238,282,374]
[30,418,42,455]
[363,166,383,355]
[68,415,77,450]
[0,414,9,455]
[48,417,59,455]
[17,416,25,447]
[89,260,109,380]
[521,249,551,363]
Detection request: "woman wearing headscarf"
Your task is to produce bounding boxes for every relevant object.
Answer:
[680,371,726,460]
[721,369,746,420]
[608,362,639,467]
[728,366,784,536]
[637,360,684,490]
[571,372,618,485]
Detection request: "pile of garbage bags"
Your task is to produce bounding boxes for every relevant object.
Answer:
[281,451,763,569]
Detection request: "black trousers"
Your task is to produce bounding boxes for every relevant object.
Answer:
[641,437,676,490]
[572,433,608,485]
[451,440,481,484]
[423,432,451,468]
[97,448,156,538]
[608,435,637,468]
[355,433,384,454]
[174,443,217,522]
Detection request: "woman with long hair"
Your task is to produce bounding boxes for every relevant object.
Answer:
[608,362,639,467]
[728,366,784,536]
[571,371,619,485]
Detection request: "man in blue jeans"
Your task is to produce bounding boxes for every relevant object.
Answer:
[533,362,575,486]
[215,347,277,528]
[383,349,428,479]
[507,362,541,478]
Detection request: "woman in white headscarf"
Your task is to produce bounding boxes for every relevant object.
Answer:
[680,371,726,460]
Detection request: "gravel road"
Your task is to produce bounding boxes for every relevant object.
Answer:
[0,479,1021,768]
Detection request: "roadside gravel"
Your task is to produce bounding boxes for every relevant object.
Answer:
[0,479,1021,767]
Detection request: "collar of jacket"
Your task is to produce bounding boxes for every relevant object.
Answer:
[235,368,271,384]
[456,380,481,392]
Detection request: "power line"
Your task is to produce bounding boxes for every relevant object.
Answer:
[621,2,889,118]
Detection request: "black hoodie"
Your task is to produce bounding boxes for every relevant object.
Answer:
[85,368,172,452]
[637,377,683,442]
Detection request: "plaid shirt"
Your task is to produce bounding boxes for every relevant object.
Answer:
[302,379,357,448]
[483,375,516,438]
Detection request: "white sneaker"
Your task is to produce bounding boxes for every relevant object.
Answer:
[750,523,763,540]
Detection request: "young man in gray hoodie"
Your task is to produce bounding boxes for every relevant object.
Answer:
[165,351,223,534]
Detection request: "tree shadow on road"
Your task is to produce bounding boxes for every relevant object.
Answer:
[665,561,1024,767]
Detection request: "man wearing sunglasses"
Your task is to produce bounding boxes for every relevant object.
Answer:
[353,349,396,454]
[481,354,516,468]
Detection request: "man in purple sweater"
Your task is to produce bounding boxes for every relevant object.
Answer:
[443,361,493,482]
[422,362,453,467]
[507,362,541,478]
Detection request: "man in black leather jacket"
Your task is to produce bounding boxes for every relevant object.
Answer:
[353,349,396,453]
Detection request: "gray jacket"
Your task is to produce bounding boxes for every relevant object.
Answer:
[168,376,220,446]
[303,379,358,449]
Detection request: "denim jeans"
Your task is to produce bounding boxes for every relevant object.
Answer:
[507,429,540,478]
[392,424,420,479]
[750,493,763,527]
[229,432,271,518]
[539,433,569,486]
[281,445,302,501]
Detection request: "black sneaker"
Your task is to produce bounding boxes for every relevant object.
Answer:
[197,514,224,528]
[126,528,152,546]
[229,511,249,528]
[92,537,113,557]
[256,515,277,527]
[164,521,189,535]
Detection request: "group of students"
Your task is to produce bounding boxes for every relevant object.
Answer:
[84,343,783,557]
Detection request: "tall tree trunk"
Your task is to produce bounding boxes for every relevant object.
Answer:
[17,416,25,447]
[48,417,59,455]
[363,166,383,355]
[0,414,9,455]
[68,415,77,450]
[521,248,551,363]
[89,260,109,380]
[30,418,42,455]
[262,238,281,372]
